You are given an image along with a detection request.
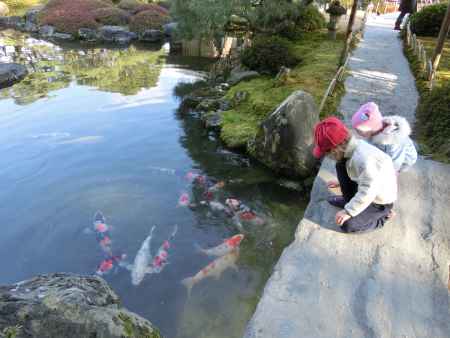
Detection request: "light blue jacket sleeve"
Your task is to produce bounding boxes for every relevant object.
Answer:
[375,137,417,172]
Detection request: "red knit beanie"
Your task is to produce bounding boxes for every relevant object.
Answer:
[313,117,349,158]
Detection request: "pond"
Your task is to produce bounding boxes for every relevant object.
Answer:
[0,30,306,338]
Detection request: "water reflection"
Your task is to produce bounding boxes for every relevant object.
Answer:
[0,30,166,104]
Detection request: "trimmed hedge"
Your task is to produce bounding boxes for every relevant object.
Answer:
[132,3,169,16]
[93,7,131,25]
[117,0,143,12]
[417,83,450,160]
[410,3,448,37]
[241,36,301,75]
[129,9,169,33]
[39,0,113,34]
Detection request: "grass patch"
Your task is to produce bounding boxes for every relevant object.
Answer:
[4,0,47,16]
[403,34,450,162]
[220,31,345,149]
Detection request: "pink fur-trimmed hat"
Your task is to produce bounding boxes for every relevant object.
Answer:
[351,102,383,132]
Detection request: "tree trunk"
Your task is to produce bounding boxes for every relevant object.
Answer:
[429,0,450,81]
[340,0,358,66]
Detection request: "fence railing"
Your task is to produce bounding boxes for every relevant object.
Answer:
[404,21,435,89]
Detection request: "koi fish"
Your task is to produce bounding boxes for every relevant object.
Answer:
[96,254,126,275]
[208,181,225,192]
[178,192,190,207]
[197,234,244,257]
[225,198,241,212]
[238,211,265,226]
[58,136,103,145]
[131,226,156,286]
[181,249,239,296]
[148,225,178,274]
[93,211,109,233]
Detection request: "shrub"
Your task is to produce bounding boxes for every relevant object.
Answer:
[156,1,171,10]
[129,9,169,33]
[93,7,131,25]
[326,1,347,16]
[296,4,326,32]
[133,3,169,16]
[117,0,143,12]
[39,0,113,34]
[410,3,448,37]
[417,83,450,160]
[240,36,301,75]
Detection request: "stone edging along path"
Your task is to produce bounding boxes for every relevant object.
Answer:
[244,13,450,338]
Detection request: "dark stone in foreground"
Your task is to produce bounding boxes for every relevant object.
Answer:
[0,273,162,338]
[0,63,28,89]
[139,29,164,42]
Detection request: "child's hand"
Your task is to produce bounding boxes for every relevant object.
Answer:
[327,180,340,188]
[335,210,351,226]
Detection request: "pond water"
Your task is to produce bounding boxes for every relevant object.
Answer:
[0,30,306,338]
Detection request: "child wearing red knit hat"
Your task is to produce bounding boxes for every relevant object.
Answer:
[313,117,397,233]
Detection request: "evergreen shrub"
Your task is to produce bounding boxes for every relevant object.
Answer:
[410,3,448,37]
[39,0,112,34]
[296,4,326,32]
[129,9,169,33]
[93,7,131,25]
[241,36,301,75]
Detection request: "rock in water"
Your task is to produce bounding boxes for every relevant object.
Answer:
[0,273,163,338]
[249,90,319,178]
[0,63,28,89]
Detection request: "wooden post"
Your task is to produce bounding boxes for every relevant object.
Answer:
[340,0,358,66]
[429,0,450,81]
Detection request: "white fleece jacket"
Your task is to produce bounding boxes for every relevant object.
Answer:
[369,115,417,172]
[344,137,398,217]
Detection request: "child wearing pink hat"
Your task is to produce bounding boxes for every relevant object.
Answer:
[351,102,417,172]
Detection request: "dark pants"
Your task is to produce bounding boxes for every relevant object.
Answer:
[395,10,409,29]
[336,160,393,234]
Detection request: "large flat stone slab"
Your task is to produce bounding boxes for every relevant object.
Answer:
[245,158,450,338]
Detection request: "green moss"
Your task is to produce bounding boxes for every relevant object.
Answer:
[3,0,47,16]
[220,31,345,149]
[117,312,162,338]
[402,35,450,162]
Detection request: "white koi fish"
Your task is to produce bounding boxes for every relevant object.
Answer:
[197,234,244,257]
[58,136,103,145]
[181,249,239,296]
[131,226,156,286]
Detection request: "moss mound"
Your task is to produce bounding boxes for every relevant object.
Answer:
[93,7,131,25]
[416,83,450,161]
[129,9,169,33]
[410,3,448,37]
[221,32,344,149]
[39,0,113,34]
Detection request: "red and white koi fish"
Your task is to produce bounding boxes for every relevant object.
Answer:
[178,192,190,207]
[197,234,244,257]
[181,249,240,296]
[93,211,109,233]
[225,198,241,212]
[148,225,178,274]
[96,254,126,275]
[238,211,265,226]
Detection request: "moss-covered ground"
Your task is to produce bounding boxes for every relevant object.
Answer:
[220,31,346,149]
[403,35,450,162]
[3,0,47,16]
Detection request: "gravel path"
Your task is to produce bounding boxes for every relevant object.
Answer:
[244,13,450,338]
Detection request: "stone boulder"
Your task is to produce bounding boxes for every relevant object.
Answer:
[227,70,259,86]
[0,273,163,338]
[0,1,9,16]
[0,16,24,29]
[98,26,135,44]
[249,90,319,178]
[78,28,98,42]
[0,63,28,89]
[25,7,44,25]
[53,32,74,40]
[39,25,55,38]
[201,111,223,130]
[139,29,164,42]
[162,22,178,37]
